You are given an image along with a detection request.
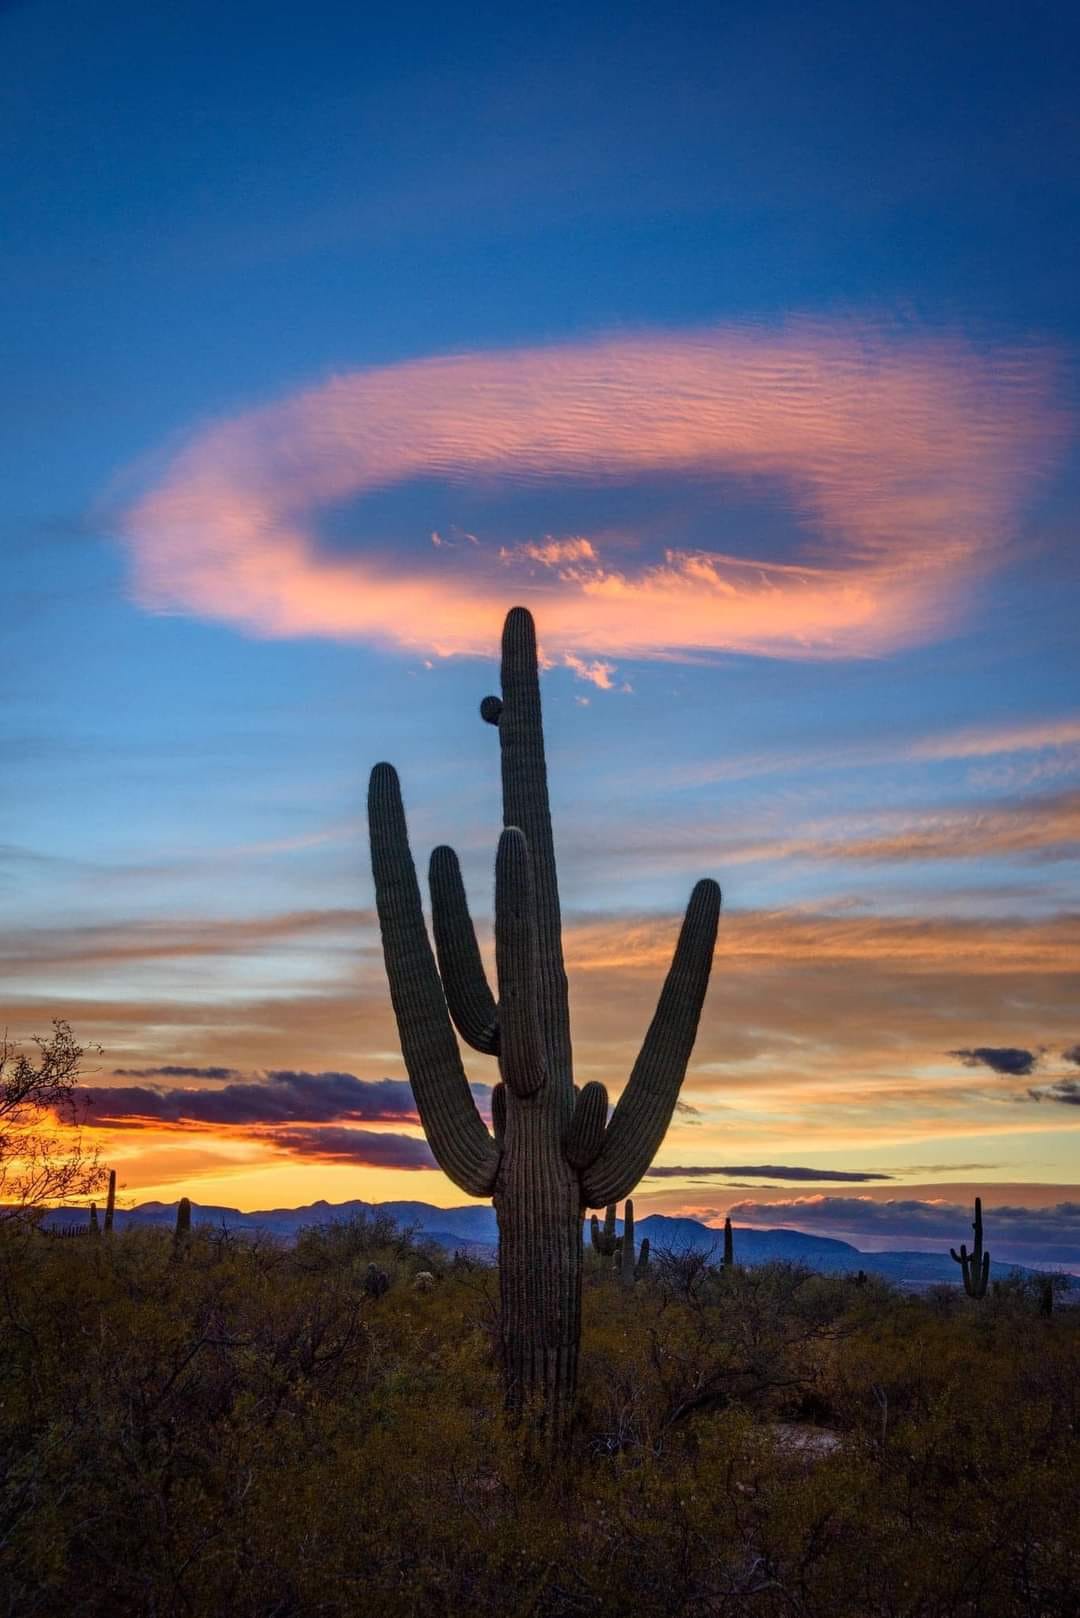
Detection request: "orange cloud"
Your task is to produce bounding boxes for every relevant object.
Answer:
[121,321,1062,664]
[767,789,1080,864]
[562,651,618,689]
[554,787,1080,875]
[565,907,1080,975]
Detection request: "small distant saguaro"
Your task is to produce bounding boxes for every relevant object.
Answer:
[368,606,720,1434]
[950,1195,990,1298]
[589,1200,649,1283]
[172,1196,192,1258]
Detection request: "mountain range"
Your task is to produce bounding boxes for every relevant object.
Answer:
[38,1197,1066,1290]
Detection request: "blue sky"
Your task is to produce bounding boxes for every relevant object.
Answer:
[3,0,1079,1260]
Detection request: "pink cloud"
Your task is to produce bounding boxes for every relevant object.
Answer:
[121,321,1062,664]
[909,716,1080,761]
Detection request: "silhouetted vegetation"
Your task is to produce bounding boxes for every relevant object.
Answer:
[1,1214,1076,1617]
[951,1194,991,1298]
[0,1020,105,1220]
[589,1199,650,1285]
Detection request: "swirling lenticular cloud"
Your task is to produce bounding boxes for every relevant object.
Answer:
[122,322,1061,665]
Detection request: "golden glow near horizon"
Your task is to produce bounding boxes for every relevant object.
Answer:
[28,883,1079,1216]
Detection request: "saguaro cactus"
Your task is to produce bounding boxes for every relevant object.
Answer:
[722,1215,734,1268]
[590,1204,620,1258]
[590,1201,650,1283]
[103,1169,116,1235]
[172,1196,192,1256]
[618,1198,650,1286]
[950,1195,990,1298]
[368,606,720,1430]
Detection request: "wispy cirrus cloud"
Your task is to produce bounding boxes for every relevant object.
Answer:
[669,713,1080,788]
[561,787,1080,873]
[120,322,1061,666]
[0,908,368,974]
[8,899,1079,987]
[795,791,1080,865]
[565,905,1080,975]
[909,717,1080,763]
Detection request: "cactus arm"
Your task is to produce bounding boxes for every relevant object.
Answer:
[429,845,500,1054]
[489,607,572,1098]
[368,763,500,1197]
[635,1237,650,1278]
[950,1242,971,1292]
[565,1081,608,1171]
[494,828,546,1097]
[582,879,721,1207]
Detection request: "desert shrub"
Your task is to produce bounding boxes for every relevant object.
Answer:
[0,1218,1076,1617]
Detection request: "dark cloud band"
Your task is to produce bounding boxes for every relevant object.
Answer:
[253,1127,437,1170]
[114,1065,240,1080]
[81,1069,476,1128]
[645,1164,892,1182]
[950,1046,1037,1076]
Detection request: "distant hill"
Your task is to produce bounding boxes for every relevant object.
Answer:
[34,1196,1069,1290]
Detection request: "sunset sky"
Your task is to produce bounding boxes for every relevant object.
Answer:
[5,1,1079,1268]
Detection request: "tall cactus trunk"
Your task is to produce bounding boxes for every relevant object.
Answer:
[496,1117,582,1428]
[368,606,720,1433]
[103,1169,116,1235]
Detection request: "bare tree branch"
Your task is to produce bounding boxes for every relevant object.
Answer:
[0,1019,106,1223]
